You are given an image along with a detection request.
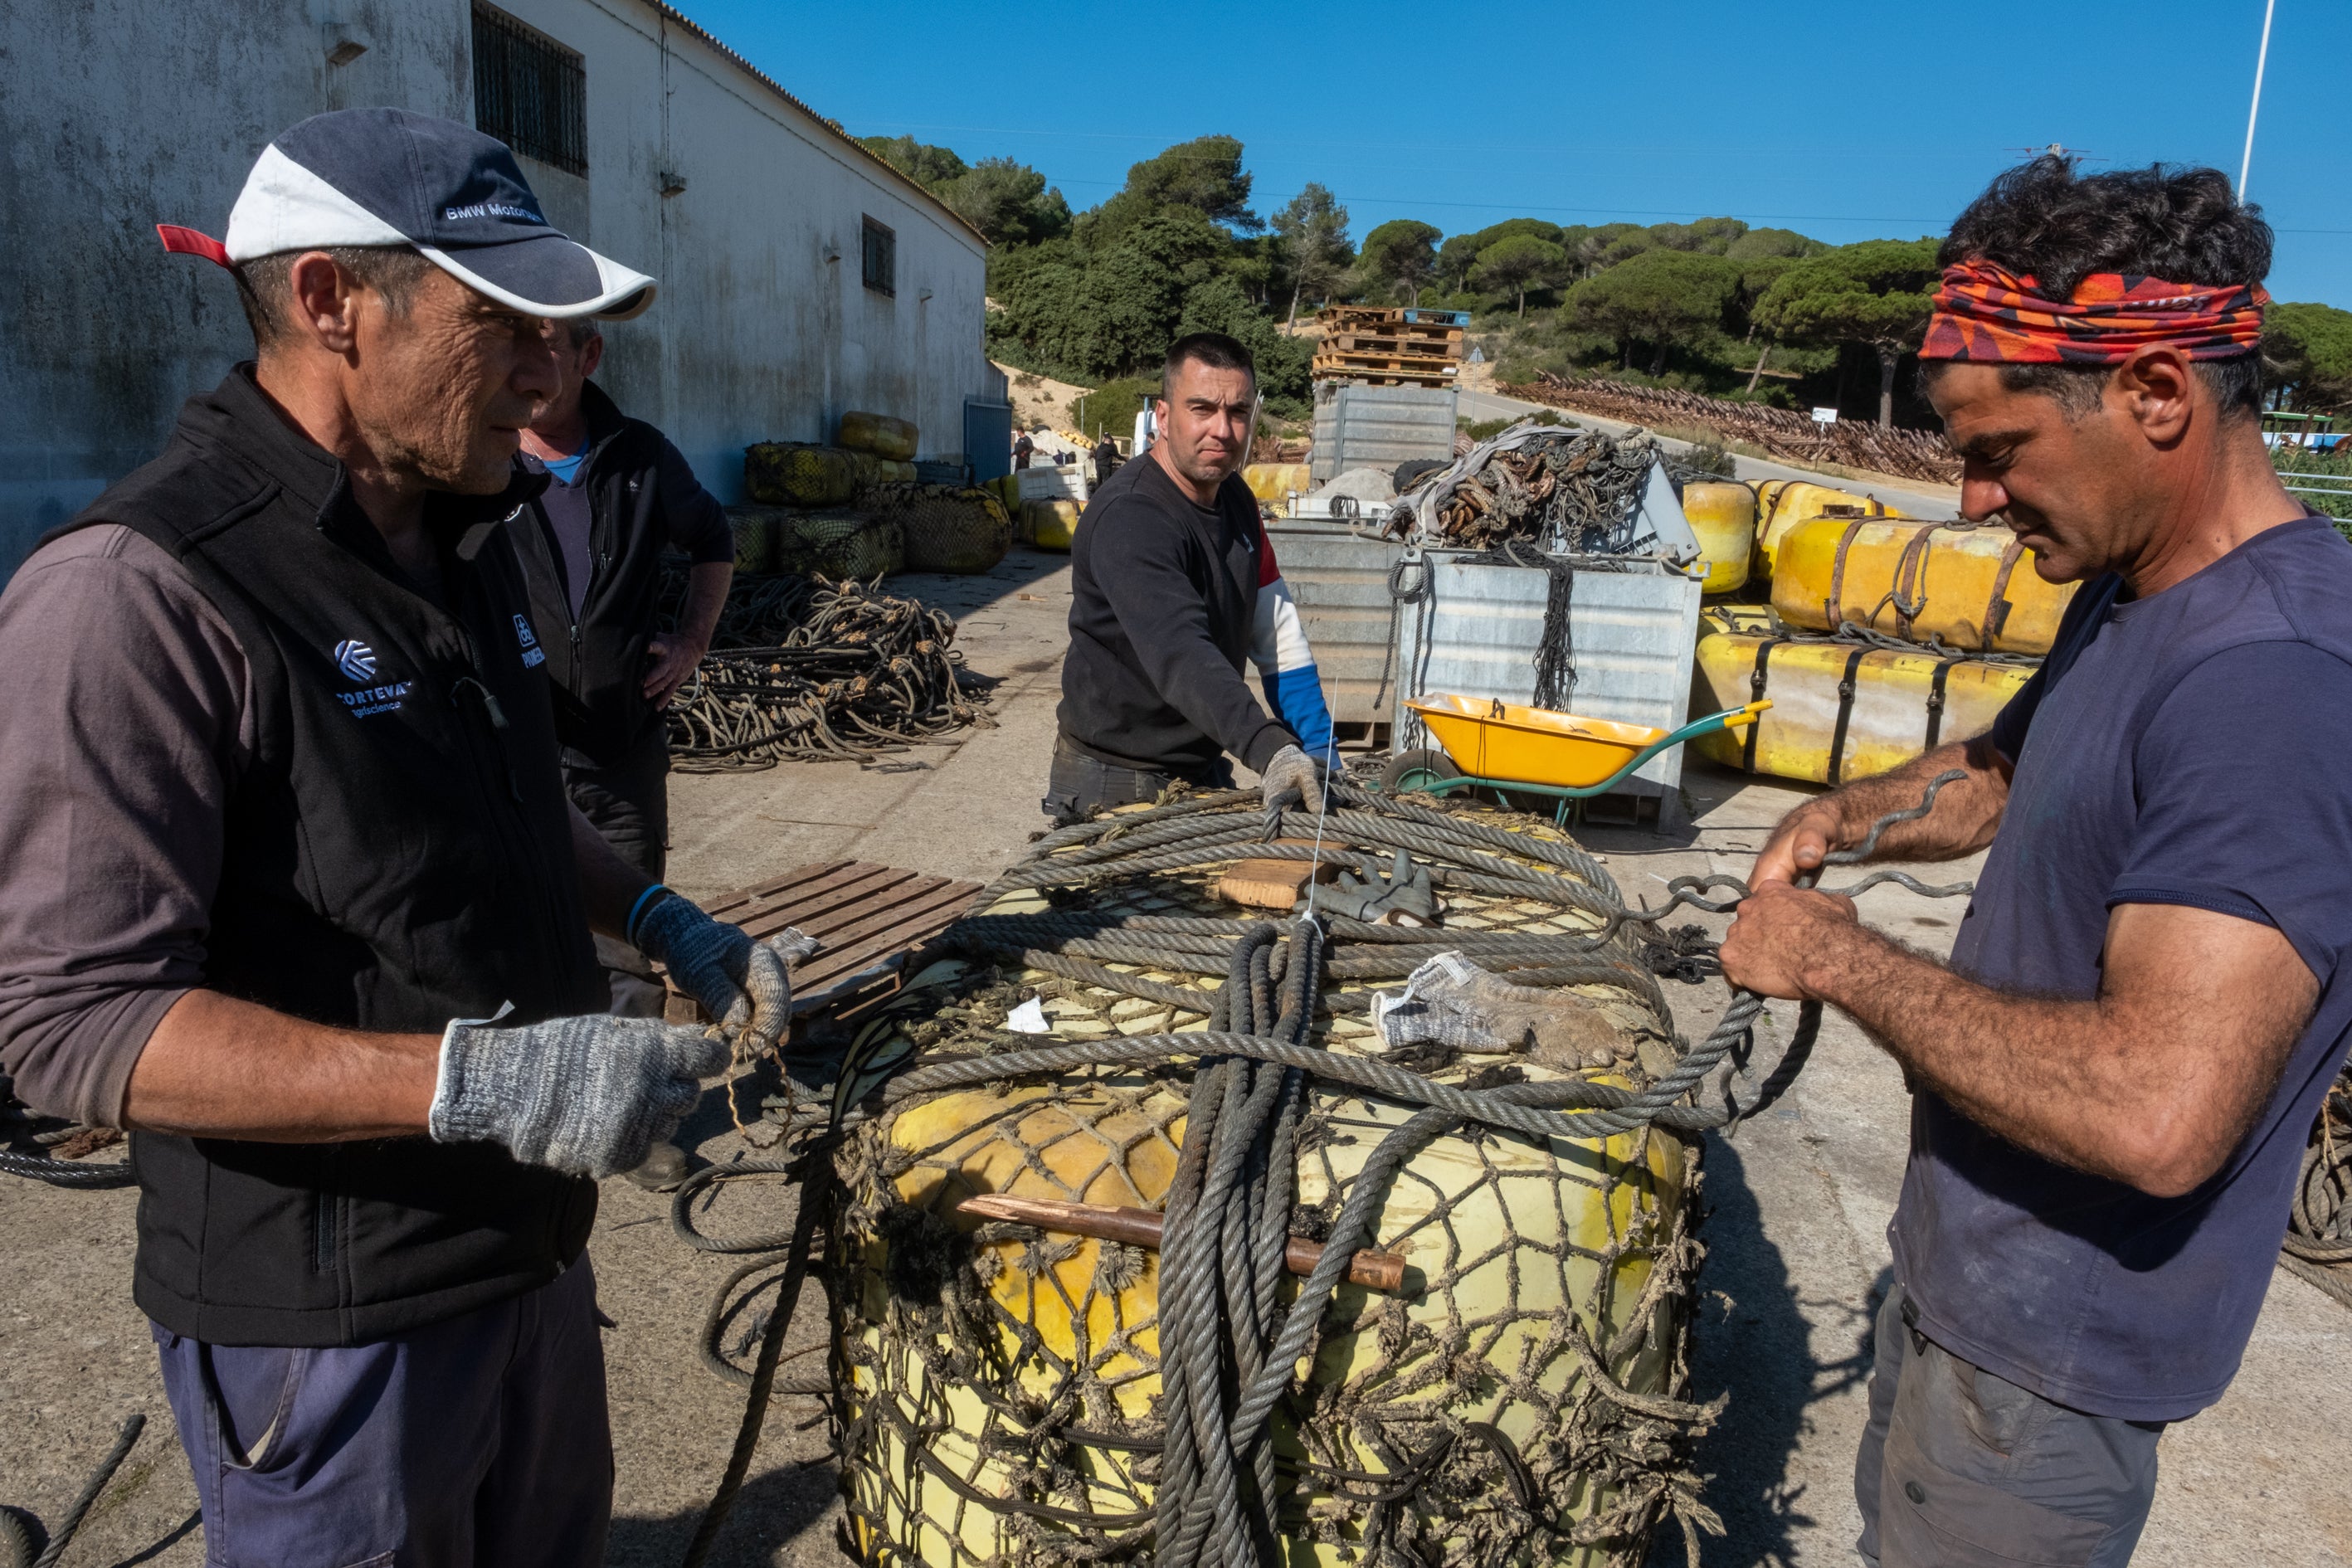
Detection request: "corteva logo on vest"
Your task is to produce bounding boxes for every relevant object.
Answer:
[332,639,412,718]
[513,614,546,668]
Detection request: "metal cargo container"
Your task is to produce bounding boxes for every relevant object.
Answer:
[1264,521,1408,732]
[1391,550,1705,817]
[1310,383,1458,485]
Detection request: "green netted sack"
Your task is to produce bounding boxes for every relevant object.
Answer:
[838,410,918,460]
[867,483,1013,574]
[726,506,780,572]
[848,452,920,494]
[774,509,905,580]
[745,441,857,507]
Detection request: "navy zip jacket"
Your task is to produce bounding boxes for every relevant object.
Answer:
[504,381,732,767]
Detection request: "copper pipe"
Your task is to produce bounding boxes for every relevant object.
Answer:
[954,1192,1409,1294]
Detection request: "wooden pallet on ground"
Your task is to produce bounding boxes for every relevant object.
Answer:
[671,859,983,1021]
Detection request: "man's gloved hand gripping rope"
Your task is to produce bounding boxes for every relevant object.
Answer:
[428,888,818,1180]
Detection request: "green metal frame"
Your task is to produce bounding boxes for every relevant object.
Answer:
[1384,703,1764,825]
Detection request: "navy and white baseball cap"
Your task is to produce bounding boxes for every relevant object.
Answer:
[159,107,655,320]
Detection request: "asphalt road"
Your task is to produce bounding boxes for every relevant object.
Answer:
[3,548,2346,1566]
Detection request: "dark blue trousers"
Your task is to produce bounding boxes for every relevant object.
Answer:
[153,1258,613,1567]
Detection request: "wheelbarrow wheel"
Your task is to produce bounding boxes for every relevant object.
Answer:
[1380,748,1457,796]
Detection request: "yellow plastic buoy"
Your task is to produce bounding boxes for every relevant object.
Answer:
[1241,462,1313,504]
[1681,481,1755,596]
[725,506,777,573]
[845,1072,1688,1568]
[1770,515,2076,655]
[840,410,918,460]
[1751,479,1894,578]
[744,441,858,508]
[1020,497,1080,551]
[832,815,1704,1567]
[1692,625,2033,783]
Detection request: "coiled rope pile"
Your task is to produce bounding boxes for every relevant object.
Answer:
[673,774,1972,1567]
[1384,425,1663,554]
[660,572,996,769]
[2281,1061,2352,1310]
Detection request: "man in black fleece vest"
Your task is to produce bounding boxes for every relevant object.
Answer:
[0,111,806,1566]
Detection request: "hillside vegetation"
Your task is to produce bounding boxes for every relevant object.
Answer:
[860,134,2352,431]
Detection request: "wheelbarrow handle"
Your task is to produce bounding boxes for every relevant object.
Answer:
[1587,699,1775,787]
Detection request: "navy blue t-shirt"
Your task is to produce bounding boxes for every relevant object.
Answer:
[1890,516,2352,1421]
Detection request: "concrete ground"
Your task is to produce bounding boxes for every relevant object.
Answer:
[4,547,2347,1566]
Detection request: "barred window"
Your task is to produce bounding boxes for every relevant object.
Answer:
[472,4,587,177]
[862,217,896,296]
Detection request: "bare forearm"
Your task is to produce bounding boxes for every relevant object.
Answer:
[1824,737,2009,863]
[570,803,655,938]
[1801,926,2121,1166]
[124,989,437,1141]
[1800,914,2299,1196]
[681,562,730,654]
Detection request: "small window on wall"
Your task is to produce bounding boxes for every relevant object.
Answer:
[861,217,896,296]
[473,4,587,177]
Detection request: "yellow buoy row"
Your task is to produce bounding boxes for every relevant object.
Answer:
[1691,610,2033,785]
[1683,472,2053,784]
[1770,514,2074,655]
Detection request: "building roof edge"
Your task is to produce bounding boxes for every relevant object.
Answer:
[647,0,989,251]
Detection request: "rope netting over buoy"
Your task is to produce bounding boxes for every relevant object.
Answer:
[675,775,1974,1568]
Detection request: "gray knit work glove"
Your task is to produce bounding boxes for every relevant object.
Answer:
[1371,952,1625,1068]
[430,1014,729,1178]
[1259,743,1327,815]
[631,889,821,1051]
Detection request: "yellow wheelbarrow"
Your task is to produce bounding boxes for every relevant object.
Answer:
[1384,694,1771,823]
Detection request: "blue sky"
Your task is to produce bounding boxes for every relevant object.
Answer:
[686,1,2350,307]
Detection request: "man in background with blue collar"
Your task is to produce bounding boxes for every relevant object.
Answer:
[509,317,733,1190]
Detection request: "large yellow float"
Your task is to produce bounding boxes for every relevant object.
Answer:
[825,789,1717,1566]
[1768,514,2074,655]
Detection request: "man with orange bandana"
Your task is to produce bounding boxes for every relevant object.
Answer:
[1721,157,2351,1566]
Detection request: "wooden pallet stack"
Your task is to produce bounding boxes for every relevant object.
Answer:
[1311,306,1468,387]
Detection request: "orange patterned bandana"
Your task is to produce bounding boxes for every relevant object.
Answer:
[1921,260,2268,365]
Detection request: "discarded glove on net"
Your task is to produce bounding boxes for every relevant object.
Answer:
[1371,951,1629,1069]
[1303,848,1439,926]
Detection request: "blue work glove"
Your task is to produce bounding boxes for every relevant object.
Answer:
[629,888,820,1054]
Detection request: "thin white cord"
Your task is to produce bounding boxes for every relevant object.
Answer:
[1299,761,1339,923]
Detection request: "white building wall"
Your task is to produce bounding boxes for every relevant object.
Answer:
[0,0,989,572]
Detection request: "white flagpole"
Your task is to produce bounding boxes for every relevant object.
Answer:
[2239,0,2277,198]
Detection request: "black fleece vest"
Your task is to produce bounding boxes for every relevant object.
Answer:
[63,370,607,1346]
[504,382,675,765]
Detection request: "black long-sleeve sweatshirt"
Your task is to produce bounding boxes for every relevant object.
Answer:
[1057,454,1294,776]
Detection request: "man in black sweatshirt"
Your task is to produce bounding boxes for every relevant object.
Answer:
[1049,333,1336,823]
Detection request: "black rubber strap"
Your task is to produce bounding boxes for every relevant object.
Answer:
[1825,646,1870,786]
[1744,638,1788,772]
[1924,656,1965,750]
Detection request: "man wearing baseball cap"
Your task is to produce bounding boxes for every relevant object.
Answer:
[0,109,796,1564]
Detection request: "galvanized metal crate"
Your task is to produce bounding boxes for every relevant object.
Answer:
[1309,383,1458,485]
[1391,550,1705,816]
[1265,520,1408,730]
